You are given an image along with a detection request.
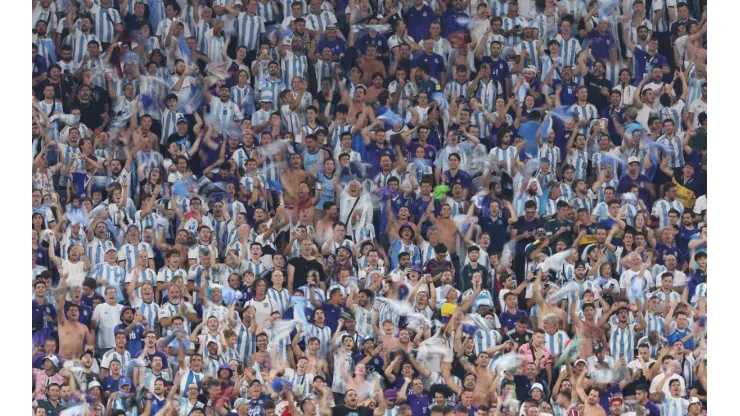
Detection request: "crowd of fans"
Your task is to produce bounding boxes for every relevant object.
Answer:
[31,0,708,415]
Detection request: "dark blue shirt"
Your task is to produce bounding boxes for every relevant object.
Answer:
[617,174,651,205]
[499,309,529,331]
[655,243,686,266]
[407,141,437,162]
[412,52,447,81]
[632,48,669,85]
[513,216,543,255]
[479,213,509,254]
[482,57,510,94]
[32,301,56,333]
[114,322,146,357]
[356,33,389,55]
[354,353,384,375]
[600,105,626,145]
[35,246,50,270]
[406,393,430,416]
[102,375,122,394]
[417,77,443,96]
[33,55,48,78]
[404,5,436,42]
[247,394,272,416]
[321,301,344,333]
[588,29,617,62]
[442,169,472,189]
[317,39,347,58]
[441,9,469,38]
[410,197,441,237]
[364,142,396,177]
[554,80,579,107]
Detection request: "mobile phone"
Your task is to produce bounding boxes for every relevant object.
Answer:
[599,118,608,131]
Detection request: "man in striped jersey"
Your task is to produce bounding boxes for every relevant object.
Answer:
[652,182,684,229]
[599,303,647,363]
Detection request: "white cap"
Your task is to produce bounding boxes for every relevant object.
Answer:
[627,156,640,164]
[523,65,537,74]
[688,397,702,407]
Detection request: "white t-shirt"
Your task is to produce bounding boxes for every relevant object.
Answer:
[92,303,124,350]
[687,98,707,129]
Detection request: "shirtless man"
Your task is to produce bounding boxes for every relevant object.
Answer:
[55,272,94,359]
[340,77,375,126]
[576,372,607,416]
[458,353,495,406]
[281,153,310,204]
[429,203,466,261]
[291,327,329,377]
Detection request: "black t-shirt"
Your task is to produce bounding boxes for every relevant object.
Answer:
[332,405,374,416]
[288,256,326,289]
[584,73,611,112]
[75,96,107,130]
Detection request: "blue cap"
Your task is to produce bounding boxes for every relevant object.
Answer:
[118,377,133,388]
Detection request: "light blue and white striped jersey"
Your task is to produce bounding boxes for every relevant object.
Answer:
[604,60,625,88]
[482,33,507,58]
[245,260,270,279]
[513,193,538,217]
[117,242,153,272]
[71,31,100,63]
[267,287,292,315]
[156,267,187,298]
[591,201,609,222]
[39,100,64,142]
[475,78,498,113]
[90,262,127,302]
[502,16,527,46]
[305,323,333,359]
[377,302,401,332]
[256,0,279,23]
[645,311,666,337]
[160,109,183,145]
[257,78,287,112]
[651,0,676,33]
[130,297,160,331]
[388,239,422,270]
[305,11,336,34]
[234,13,265,50]
[554,34,581,67]
[102,348,132,375]
[686,72,705,110]
[593,179,619,204]
[489,146,517,176]
[515,39,541,72]
[658,100,685,133]
[159,300,196,337]
[566,149,589,181]
[208,96,243,136]
[124,268,157,298]
[234,321,256,362]
[661,397,689,416]
[352,305,374,338]
[230,84,254,114]
[283,368,314,399]
[179,369,204,397]
[568,103,598,135]
[651,198,684,228]
[86,238,115,267]
[609,323,638,362]
[560,0,586,20]
[489,0,508,16]
[470,318,503,354]
[282,54,309,85]
[656,134,685,169]
[89,3,121,43]
[539,143,561,168]
[331,350,354,393]
[544,330,570,357]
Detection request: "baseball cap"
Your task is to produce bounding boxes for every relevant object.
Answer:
[523,65,537,73]
[609,397,624,406]
[574,358,587,366]
[234,398,250,409]
[688,397,702,407]
[327,24,338,31]
[120,306,133,317]
[574,261,586,269]
[118,377,133,388]
[627,156,640,164]
[529,383,544,393]
[176,117,188,125]
[384,389,398,401]
[87,381,102,391]
[536,228,547,236]
[43,355,59,368]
